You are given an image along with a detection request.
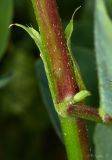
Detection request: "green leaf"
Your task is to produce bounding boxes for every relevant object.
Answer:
[65,6,81,49]
[0,0,13,59]
[35,59,62,140]
[73,90,91,103]
[95,0,112,116]
[10,24,43,53]
[94,1,112,159]
[0,72,14,88]
[94,124,112,160]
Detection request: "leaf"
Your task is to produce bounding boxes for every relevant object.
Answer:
[0,0,13,59]
[65,6,81,49]
[94,1,112,159]
[0,72,14,88]
[73,90,91,103]
[10,24,43,53]
[95,0,112,116]
[94,124,112,160]
[35,59,62,140]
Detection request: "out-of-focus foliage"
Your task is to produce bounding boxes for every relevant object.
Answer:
[0,0,13,59]
[0,72,14,88]
[36,60,62,141]
[0,0,112,159]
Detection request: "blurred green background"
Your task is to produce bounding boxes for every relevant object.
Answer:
[0,0,111,159]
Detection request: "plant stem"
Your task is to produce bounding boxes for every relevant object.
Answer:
[31,0,91,159]
[67,105,112,125]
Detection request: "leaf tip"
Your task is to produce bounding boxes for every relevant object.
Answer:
[73,5,81,18]
[73,90,91,103]
[9,23,18,29]
[9,24,14,28]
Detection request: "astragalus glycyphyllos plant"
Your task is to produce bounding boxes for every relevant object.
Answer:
[10,0,112,159]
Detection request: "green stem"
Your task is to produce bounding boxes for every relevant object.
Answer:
[31,0,91,159]
[61,118,91,160]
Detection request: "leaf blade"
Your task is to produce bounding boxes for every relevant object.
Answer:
[95,0,112,116]
[10,23,43,53]
[94,124,112,160]
[94,1,112,159]
[65,6,81,49]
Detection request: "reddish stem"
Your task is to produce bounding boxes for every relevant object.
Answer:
[33,0,91,159]
[67,105,112,125]
[36,0,79,102]
[76,119,91,160]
